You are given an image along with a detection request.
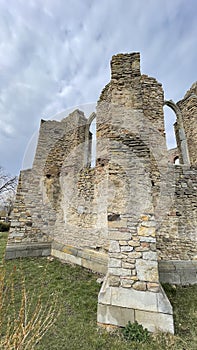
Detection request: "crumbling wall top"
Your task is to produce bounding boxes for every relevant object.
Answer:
[111,52,141,80]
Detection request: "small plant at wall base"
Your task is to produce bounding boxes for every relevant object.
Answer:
[122,321,150,343]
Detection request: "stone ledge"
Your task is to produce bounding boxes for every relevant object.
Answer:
[159,260,197,285]
[51,241,108,274]
[5,242,52,259]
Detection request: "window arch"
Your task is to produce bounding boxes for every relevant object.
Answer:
[164,100,190,165]
[84,112,96,167]
[163,104,177,150]
[174,156,180,165]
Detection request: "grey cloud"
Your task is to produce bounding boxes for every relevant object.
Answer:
[0,0,196,174]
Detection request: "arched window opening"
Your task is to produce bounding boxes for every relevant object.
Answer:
[89,117,96,168]
[163,105,177,150]
[85,112,96,168]
[174,156,180,165]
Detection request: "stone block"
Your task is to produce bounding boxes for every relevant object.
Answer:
[140,237,156,243]
[120,279,134,288]
[109,258,122,268]
[137,226,155,237]
[111,287,158,312]
[121,246,133,252]
[136,259,159,282]
[108,275,120,287]
[147,282,160,292]
[158,260,197,285]
[135,310,174,333]
[122,262,135,269]
[132,281,146,291]
[109,231,131,240]
[108,268,131,277]
[143,251,157,261]
[128,240,140,247]
[5,243,51,260]
[99,280,173,314]
[109,240,120,252]
[97,304,135,327]
[128,252,142,259]
[159,271,181,284]
[52,248,82,266]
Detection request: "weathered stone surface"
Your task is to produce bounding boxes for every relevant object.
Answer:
[135,310,174,333]
[109,258,122,268]
[97,304,135,327]
[109,241,120,252]
[159,260,197,285]
[137,226,156,237]
[6,52,197,334]
[132,281,146,291]
[143,251,158,261]
[108,268,131,277]
[136,259,159,282]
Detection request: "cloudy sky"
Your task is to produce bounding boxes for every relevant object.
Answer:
[0,0,196,175]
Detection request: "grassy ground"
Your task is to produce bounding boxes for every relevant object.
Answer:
[0,231,197,350]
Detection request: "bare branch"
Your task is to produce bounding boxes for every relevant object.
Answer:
[0,166,17,196]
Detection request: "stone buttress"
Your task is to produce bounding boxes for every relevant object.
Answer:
[97,53,174,333]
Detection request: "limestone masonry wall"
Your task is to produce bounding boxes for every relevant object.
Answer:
[6,52,197,333]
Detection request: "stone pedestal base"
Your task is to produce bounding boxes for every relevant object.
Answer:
[97,276,174,333]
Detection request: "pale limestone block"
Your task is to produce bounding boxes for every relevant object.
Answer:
[140,237,156,243]
[108,267,131,277]
[135,310,174,333]
[136,259,159,282]
[109,258,122,268]
[121,279,134,288]
[97,304,135,327]
[111,287,158,312]
[143,251,158,261]
[121,246,133,252]
[98,278,111,305]
[51,249,82,266]
[156,286,173,314]
[109,240,120,252]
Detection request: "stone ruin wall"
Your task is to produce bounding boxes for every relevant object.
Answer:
[6,52,197,332]
[6,53,197,282]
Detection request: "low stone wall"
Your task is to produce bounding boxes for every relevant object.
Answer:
[158,260,197,285]
[5,239,197,286]
[5,242,51,259]
[157,165,197,261]
[51,241,107,274]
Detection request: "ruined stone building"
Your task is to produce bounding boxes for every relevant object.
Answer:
[6,53,197,333]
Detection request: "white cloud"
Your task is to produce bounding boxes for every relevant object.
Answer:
[0,0,196,174]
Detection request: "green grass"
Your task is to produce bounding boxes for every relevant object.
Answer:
[0,231,197,349]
